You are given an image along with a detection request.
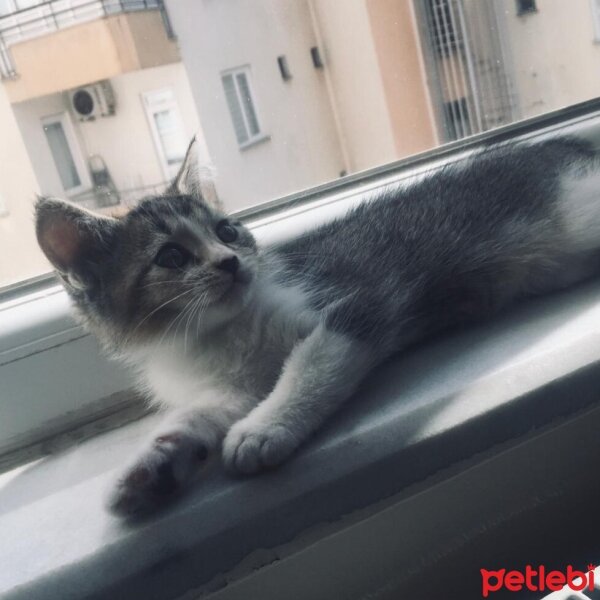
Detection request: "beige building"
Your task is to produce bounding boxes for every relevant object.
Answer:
[500,0,600,119]
[5,0,600,288]
[0,81,43,285]
[1,1,202,208]
[164,0,438,209]
[413,0,600,141]
[0,0,204,285]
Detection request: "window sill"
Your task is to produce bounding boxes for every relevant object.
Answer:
[2,279,600,599]
[5,99,600,598]
[239,134,271,151]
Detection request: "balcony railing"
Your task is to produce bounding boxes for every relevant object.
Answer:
[74,180,169,212]
[0,0,173,79]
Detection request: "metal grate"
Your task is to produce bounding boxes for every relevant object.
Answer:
[418,0,518,143]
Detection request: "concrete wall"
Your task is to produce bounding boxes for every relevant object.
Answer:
[500,0,600,119]
[365,0,437,157]
[310,0,397,172]
[0,84,47,286]
[164,0,345,211]
[312,0,437,168]
[12,62,200,200]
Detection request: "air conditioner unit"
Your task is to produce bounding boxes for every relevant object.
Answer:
[69,81,116,121]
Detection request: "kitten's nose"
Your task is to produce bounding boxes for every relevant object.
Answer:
[216,255,239,274]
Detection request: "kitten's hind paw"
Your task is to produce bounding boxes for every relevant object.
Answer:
[222,419,299,475]
[106,432,209,518]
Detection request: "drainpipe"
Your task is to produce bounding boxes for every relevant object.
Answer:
[307,0,352,175]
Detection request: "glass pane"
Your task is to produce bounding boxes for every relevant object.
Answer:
[235,72,260,137]
[6,0,600,290]
[43,121,81,190]
[15,0,40,7]
[153,109,187,165]
[222,73,248,144]
[0,0,14,16]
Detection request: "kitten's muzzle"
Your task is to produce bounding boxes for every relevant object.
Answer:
[216,255,239,275]
[215,255,253,285]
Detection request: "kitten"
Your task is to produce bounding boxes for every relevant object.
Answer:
[35,136,600,517]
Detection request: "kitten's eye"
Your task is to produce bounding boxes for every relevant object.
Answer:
[216,220,238,244]
[154,243,190,269]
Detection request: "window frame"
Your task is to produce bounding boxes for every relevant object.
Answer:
[142,87,189,181]
[3,97,600,465]
[220,65,267,149]
[41,111,91,197]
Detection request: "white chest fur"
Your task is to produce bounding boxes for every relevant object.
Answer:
[133,279,318,410]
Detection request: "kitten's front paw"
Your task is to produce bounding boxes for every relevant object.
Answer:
[107,432,209,517]
[222,418,299,474]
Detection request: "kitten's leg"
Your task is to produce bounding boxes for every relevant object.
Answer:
[222,324,375,474]
[108,396,252,516]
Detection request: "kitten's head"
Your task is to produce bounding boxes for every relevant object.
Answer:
[35,138,260,351]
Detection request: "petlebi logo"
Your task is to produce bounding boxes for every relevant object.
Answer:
[480,564,596,597]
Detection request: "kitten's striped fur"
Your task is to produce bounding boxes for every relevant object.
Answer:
[36,136,600,516]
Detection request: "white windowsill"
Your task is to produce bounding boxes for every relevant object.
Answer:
[239,134,270,151]
[2,277,600,599]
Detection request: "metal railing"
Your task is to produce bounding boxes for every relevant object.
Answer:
[73,180,169,212]
[417,0,518,143]
[0,0,173,79]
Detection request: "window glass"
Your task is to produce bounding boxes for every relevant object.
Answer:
[3,0,600,289]
[222,73,250,145]
[43,119,81,191]
[0,0,14,16]
[15,0,40,9]
[153,110,186,166]
[236,72,261,137]
[143,88,189,179]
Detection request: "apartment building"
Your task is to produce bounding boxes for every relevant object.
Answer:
[0,0,205,284]
[5,0,600,287]
[164,0,438,209]
[1,0,202,209]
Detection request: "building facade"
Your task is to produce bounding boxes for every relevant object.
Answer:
[164,0,438,209]
[0,0,204,284]
[5,0,600,287]
[1,1,203,209]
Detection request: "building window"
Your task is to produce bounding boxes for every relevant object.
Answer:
[0,0,13,16]
[142,88,189,180]
[221,66,263,147]
[516,0,537,15]
[443,98,472,141]
[41,113,89,196]
[428,0,459,57]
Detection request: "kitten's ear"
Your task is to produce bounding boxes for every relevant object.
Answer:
[35,197,120,288]
[170,136,222,210]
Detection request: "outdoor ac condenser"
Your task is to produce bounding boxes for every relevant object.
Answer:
[68,81,116,121]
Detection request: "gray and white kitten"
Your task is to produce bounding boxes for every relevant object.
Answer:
[35,136,600,517]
